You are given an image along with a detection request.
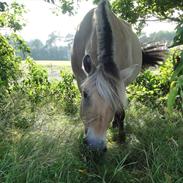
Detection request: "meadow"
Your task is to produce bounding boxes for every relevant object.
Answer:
[0,59,182,183]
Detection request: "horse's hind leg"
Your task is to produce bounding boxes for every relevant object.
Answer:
[112,109,126,143]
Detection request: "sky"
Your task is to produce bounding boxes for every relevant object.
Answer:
[2,0,176,44]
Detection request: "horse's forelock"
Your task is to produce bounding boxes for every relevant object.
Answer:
[81,68,123,112]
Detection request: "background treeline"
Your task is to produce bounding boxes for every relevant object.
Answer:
[139,31,175,45]
[27,32,73,60]
[27,31,175,61]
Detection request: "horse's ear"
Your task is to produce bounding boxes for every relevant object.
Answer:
[82,55,96,75]
[120,64,140,86]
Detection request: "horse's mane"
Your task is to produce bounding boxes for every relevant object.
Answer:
[96,0,120,79]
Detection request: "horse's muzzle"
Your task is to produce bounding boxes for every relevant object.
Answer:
[83,137,107,152]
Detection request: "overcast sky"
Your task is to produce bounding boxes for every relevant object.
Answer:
[3,0,176,43]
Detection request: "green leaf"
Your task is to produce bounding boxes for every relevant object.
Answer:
[167,86,178,113]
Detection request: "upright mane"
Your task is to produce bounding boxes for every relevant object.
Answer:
[96,0,120,79]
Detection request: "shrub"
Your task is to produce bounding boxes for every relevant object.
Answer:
[127,56,173,110]
[167,22,183,113]
[51,71,80,115]
[20,57,50,107]
[0,35,35,129]
[0,34,21,90]
[168,50,183,113]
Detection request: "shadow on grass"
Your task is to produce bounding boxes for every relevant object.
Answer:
[0,104,183,183]
[73,103,183,183]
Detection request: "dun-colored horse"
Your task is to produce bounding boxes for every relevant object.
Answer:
[71,0,165,151]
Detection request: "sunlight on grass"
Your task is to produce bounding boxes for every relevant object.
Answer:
[0,101,182,183]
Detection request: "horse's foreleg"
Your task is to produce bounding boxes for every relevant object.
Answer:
[112,109,126,143]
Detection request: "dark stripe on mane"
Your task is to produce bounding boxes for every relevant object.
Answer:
[97,1,119,79]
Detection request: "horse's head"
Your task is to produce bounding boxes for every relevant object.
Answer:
[80,55,139,151]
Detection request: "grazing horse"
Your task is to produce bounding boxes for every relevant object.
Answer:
[71,0,165,151]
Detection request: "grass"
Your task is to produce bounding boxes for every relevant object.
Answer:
[0,101,183,183]
[1,61,183,183]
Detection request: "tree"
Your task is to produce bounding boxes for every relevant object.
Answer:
[44,0,74,15]
[45,32,61,48]
[29,39,44,50]
[139,31,175,45]
[0,1,26,31]
[28,36,70,60]
[111,0,182,33]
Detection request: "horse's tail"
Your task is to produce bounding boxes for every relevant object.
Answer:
[142,43,167,68]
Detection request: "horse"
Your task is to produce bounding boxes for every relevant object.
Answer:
[71,0,165,151]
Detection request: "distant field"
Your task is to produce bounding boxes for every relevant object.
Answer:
[35,60,71,66]
[35,60,72,80]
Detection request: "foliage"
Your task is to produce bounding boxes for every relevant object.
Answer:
[0,34,21,90]
[0,31,78,131]
[44,0,75,15]
[0,35,36,129]
[20,58,51,107]
[111,0,182,33]
[167,50,183,113]
[51,70,80,114]
[0,1,26,31]
[127,56,173,110]
[8,33,30,58]
[172,22,183,47]
[167,21,183,113]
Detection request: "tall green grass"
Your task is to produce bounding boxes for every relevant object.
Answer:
[0,102,182,183]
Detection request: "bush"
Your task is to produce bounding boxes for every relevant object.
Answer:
[0,33,80,131]
[50,71,80,115]
[168,50,183,113]
[0,34,21,90]
[0,35,36,129]
[20,57,50,107]
[127,56,173,110]
[167,21,183,113]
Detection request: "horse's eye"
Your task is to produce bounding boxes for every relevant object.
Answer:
[83,91,88,99]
